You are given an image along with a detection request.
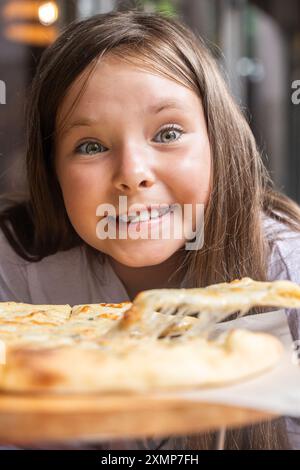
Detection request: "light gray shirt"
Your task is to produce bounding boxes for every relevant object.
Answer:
[0,214,299,449]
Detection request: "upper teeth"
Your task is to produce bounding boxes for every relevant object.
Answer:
[117,206,172,223]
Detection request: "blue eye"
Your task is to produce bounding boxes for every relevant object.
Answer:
[154,125,184,144]
[75,141,105,155]
[74,124,184,157]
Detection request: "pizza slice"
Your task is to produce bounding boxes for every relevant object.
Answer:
[0,324,76,349]
[117,277,300,338]
[0,302,135,351]
[69,302,200,339]
[0,302,71,326]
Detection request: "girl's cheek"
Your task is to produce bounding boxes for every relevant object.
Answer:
[58,163,107,212]
[164,144,211,204]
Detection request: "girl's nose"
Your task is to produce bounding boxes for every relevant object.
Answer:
[112,145,155,193]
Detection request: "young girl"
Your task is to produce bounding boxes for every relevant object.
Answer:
[1,9,299,450]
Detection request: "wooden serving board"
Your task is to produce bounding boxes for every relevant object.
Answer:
[0,392,275,445]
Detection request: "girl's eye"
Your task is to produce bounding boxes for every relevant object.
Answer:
[154,125,184,144]
[75,141,106,156]
[74,124,184,157]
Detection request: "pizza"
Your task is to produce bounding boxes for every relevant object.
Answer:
[119,277,300,335]
[0,277,299,394]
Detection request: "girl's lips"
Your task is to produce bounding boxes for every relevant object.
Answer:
[116,206,174,231]
[117,204,174,223]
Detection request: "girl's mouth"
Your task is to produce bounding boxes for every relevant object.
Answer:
[108,204,175,230]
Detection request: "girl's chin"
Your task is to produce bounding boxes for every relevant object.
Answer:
[106,243,184,267]
[110,253,174,268]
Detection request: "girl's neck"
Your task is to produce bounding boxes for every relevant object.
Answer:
[108,251,186,301]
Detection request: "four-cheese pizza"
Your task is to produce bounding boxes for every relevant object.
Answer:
[0,277,299,394]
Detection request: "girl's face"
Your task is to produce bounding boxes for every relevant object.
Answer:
[55,56,211,267]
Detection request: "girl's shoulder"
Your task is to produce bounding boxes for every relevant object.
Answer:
[0,228,32,301]
[262,213,300,284]
[0,226,89,303]
[0,225,30,265]
[0,227,126,304]
[0,224,82,266]
[262,214,300,446]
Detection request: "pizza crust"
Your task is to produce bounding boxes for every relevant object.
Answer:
[0,329,283,393]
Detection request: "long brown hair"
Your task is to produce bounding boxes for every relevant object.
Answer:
[0,9,297,449]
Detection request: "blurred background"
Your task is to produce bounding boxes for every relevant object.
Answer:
[0,0,299,201]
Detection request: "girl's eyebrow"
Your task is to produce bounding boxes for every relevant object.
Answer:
[59,99,189,138]
[148,98,189,114]
[59,118,99,138]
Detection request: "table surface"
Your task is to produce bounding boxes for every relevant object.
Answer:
[0,391,276,445]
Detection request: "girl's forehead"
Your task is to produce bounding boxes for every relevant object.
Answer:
[72,57,190,97]
[57,57,200,123]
